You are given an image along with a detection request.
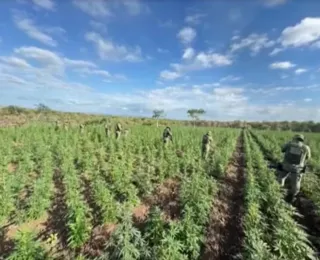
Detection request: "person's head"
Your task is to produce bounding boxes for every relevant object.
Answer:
[166,126,171,130]
[207,131,212,136]
[293,134,304,142]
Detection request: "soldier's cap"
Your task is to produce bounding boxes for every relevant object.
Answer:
[294,134,304,141]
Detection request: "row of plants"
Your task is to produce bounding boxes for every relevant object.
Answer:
[242,131,316,260]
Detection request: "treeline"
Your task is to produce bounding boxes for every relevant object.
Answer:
[1,105,320,133]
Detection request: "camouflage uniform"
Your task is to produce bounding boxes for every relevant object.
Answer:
[115,123,122,139]
[163,127,173,145]
[123,129,129,138]
[202,131,213,159]
[279,134,311,201]
[55,121,59,131]
[105,124,110,137]
[79,124,84,133]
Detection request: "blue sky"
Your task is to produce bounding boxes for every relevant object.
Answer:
[1,0,320,121]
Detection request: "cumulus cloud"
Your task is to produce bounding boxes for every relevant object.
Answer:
[230,33,275,55]
[13,16,57,47]
[85,32,143,62]
[185,13,206,25]
[269,61,296,70]
[295,68,307,75]
[32,0,55,10]
[177,27,196,45]
[280,17,320,48]
[182,47,195,60]
[159,70,181,80]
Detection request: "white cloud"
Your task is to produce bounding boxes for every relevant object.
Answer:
[32,0,55,10]
[177,27,196,45]
[63,58,97,69]
[280,17,320,48]
[85,32,143,62]
[185,13,206,25]
[230,33,275,55]
[157,48,169,53]
[0,56,31,69]
[269,61,296,70]
[0,73,28,86]
[231,35,240,41]
[14,46,63,69]
[182,47,195,60]
[14,16,57,47]
[73,0,111,17]
[220,75,241,82]
[160,70,181,80]
[269,47,283,56]
[263,0,287,7]
[304,98,312,102]
[89,20,107,32]
[295,68,307,75]
[121,0,149,15]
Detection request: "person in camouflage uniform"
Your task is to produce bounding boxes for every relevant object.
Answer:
[202,131,213,159]
[123,129,129,138]
[163,126,173,145]
[79,124,84,133]
[105,123,110,137]
[279,134,311,202]
[115,122,122,139]
[55,121,59,131]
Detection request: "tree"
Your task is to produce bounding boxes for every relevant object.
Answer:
[187,109,205,127]
[152,109,165,127]
[36,103,51,113]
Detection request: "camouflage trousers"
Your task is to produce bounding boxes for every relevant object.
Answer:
[277,170,303,198]
[163,137,171,145]
[202,144,210,159]
[115,131,121,139]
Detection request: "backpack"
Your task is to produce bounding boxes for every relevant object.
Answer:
[284,142,305,165]
[203,134,210,144]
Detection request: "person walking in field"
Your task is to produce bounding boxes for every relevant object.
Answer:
[79,124,84,133]
[105,123,110,137]
[279,134,311,202]
[163,126,173,145]
[115,122,122,139]
[123,129,129,138]
[202,131,213,159]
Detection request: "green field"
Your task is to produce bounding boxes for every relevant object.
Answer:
[1,120,320,260]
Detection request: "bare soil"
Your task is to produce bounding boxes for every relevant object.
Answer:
[38,169,69,256]
[80,174,103,226]
[294,193,320,255]
[201,132,245,260]
[144,177,181,221]
[82,223,117,258]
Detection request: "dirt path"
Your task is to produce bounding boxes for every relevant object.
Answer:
[38,169,69,258]
[249,131,320,256]
[201,132,245,260]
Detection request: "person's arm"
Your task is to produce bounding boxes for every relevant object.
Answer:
[306,146,311,161]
